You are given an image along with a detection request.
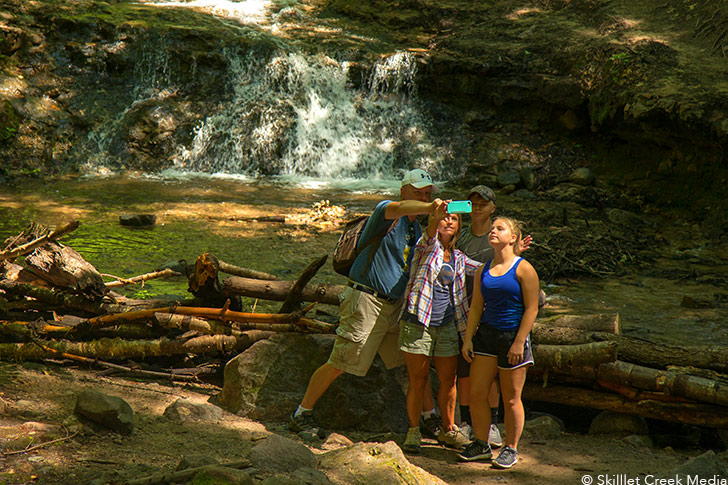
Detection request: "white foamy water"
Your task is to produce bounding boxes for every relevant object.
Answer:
[173,50,442,181]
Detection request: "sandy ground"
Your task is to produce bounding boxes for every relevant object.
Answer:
[1,362,725,485]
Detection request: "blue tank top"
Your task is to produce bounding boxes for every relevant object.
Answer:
[480,257,524,331]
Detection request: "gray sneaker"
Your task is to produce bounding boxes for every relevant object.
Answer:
[492,446,518,469]
[437,425,471,450]
[289,410,326,438]
[489,423,504,448]
[459,422,475,441]
[457,438,492,462]
[403,427,422,454]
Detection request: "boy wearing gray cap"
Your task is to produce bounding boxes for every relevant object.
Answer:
[455,185,505,448]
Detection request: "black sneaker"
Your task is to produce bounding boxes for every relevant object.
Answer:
[289,410,326,438]
[419,414,441,439]
[457,438,492,462]
[492,446,518,469]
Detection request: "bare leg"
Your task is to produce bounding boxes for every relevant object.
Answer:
[301,363,345,409]
[432,355,458,430]
[458,376,471,406]
[423,375,436,414]
[499,365,529,450]
[469,355,498,442]
[404,352,431,428]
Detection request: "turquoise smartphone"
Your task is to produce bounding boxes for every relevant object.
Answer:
[447,200,472,214]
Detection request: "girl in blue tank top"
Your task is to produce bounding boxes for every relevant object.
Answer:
[458,217,540,469]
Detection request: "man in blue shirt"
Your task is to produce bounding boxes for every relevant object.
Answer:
[290,169,445,437]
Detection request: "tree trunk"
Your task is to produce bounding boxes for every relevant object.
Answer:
[223,275,345,306]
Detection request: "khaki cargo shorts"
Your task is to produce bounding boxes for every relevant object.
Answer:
[327,287,405,377]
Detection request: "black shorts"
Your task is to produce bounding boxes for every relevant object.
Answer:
[472,324,534,370]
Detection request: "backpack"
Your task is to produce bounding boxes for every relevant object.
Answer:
[332,215,400,277]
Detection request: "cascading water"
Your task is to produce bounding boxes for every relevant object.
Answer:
[173,49,443,181]
[78,0,459,183]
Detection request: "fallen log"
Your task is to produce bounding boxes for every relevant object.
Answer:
[592,333,728,373]
[153,312,334,335]
[533,341,617,368]
[279,254,327,313]
[35,342,202,382]
[537,313,620,333]
[0,220,80,261]
[532,325,596,345]
[0,281,110,314]
[218,259,278,281]
[104,268,182,288]
[523,382,728,429]
[223,275,345,306]
[665,372,728,407]
[0,331,273,361]
[78,305,335,333]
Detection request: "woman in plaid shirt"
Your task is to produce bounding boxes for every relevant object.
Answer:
[399,200,480,453]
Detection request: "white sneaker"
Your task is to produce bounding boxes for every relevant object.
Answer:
[489,423,504,448]
[459,422,475,440]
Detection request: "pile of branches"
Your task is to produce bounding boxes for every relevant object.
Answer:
[0,221,335,381]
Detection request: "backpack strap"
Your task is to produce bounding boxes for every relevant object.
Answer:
[356,218,401,277]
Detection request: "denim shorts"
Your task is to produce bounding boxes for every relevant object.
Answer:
[398,318,459,358]
[472,324,534,369]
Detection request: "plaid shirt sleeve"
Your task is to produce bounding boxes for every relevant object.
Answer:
[405,232,440,327]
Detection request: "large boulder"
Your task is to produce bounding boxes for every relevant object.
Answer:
[318,441,446,485]
[219,334,407,432]
[249,434,317,473]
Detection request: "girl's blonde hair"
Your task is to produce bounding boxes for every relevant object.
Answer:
[437,213,462,254]
[493,216,525,255]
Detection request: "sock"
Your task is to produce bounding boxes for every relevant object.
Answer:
[491,407,499,424]
[422,409,436,419]
[294,405,313,418]
[460,405,471,425]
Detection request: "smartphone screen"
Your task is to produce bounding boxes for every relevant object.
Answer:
[447,200,472,214]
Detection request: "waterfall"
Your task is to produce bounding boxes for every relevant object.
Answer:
[77,0,457,182]
[173,49,442,180]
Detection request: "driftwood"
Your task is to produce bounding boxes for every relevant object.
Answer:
[127,460,252,485]
[0,220,80,261]
[223,275,345,306]
[104,268,182,288]
[523,382,728,429]
[279,254,327,313]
